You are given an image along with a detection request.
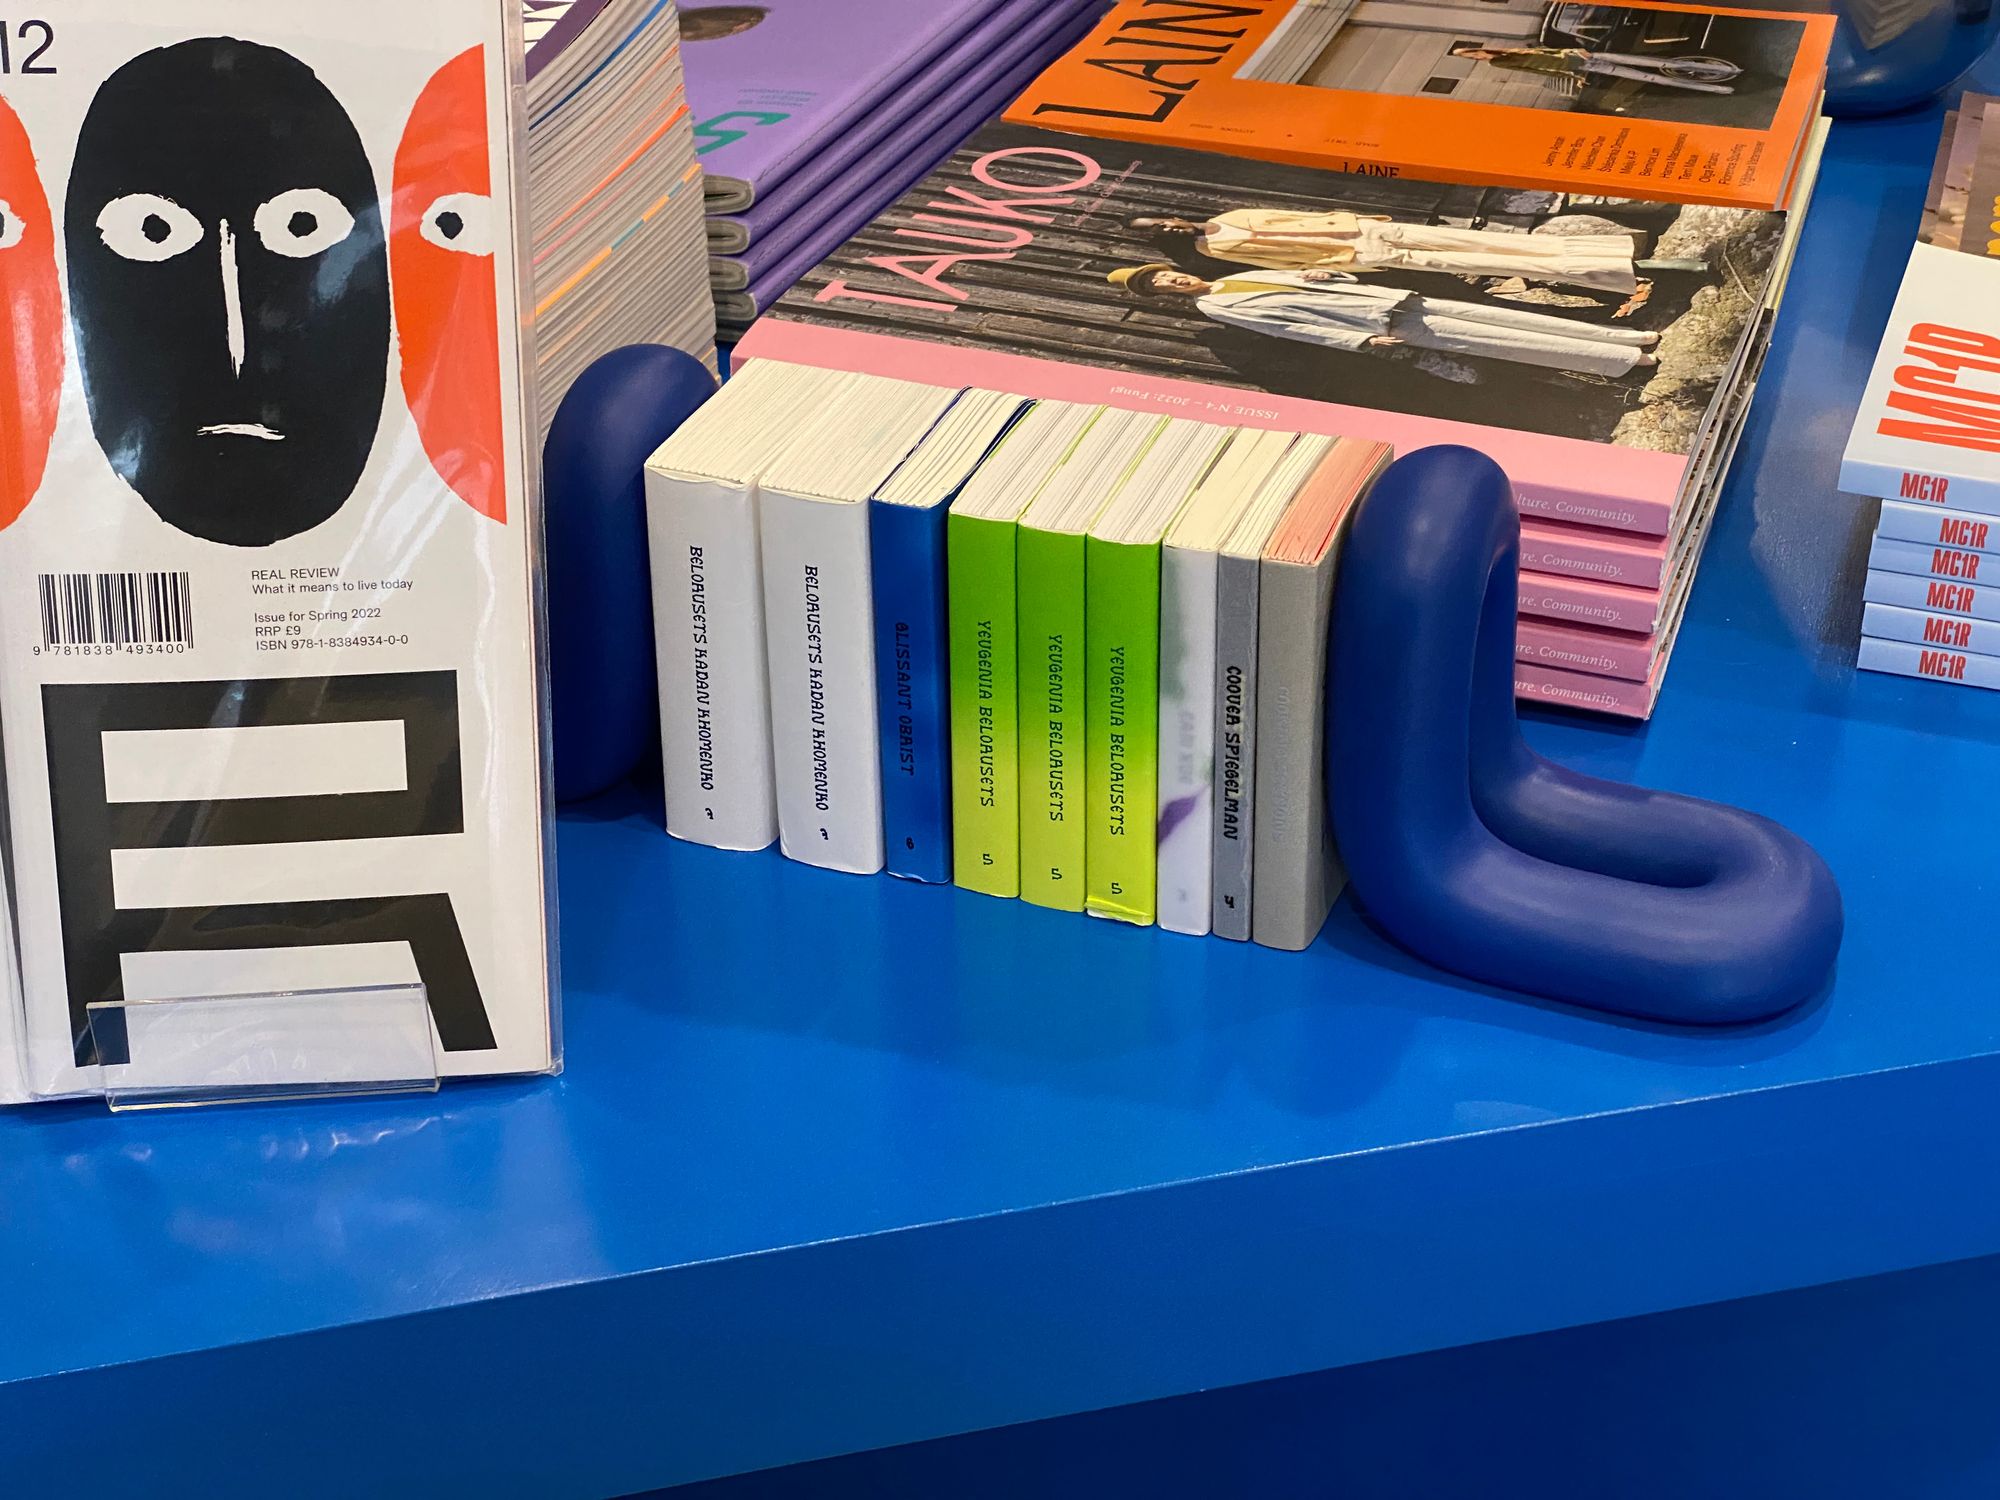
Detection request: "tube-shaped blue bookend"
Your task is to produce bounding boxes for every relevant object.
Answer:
[543,345,718,804]
[1327,445,1842,1025]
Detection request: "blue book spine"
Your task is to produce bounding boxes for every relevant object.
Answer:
[871,500,953,882]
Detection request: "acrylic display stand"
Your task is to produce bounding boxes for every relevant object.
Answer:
[83,984,439,1112]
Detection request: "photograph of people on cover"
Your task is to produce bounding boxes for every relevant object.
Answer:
[679,5,769,42]
[773,125,1785,451]
[1240,0,1807,132]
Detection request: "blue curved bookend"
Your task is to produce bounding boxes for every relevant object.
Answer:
[1326,446,1842,1026]
[543,345,718,804]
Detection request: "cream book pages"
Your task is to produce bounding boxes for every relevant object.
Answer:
[758,373,959,874]
[1211,435,1335,942]
[1155,430,1303,938]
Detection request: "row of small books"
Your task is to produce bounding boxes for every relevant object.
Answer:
[734,102,1830,718]
[1843,101,2000,692]
[646,360,1392,950]
[688,0,1106,338]
[523,0,718,425]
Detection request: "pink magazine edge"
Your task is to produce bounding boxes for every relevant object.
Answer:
[1514,616,1659,681]
[1516,569,1661,633]
[1516,658,1661,719]
[1518,517,1670,587]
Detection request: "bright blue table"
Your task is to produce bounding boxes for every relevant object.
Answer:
[4,85,1998,1499]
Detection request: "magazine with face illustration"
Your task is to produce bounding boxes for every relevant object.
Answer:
[737,121,1789,534]
[1006,0,1832,212]
[0,1,552,1099]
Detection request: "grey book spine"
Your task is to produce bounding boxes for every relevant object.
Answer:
[1209,550,1262,940]
[1250,554,1346,952]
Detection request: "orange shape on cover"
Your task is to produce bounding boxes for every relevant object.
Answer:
[0,95,61,529]
[392,45,507,522]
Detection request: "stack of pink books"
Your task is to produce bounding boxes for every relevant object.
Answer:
[1509,375,1757,720]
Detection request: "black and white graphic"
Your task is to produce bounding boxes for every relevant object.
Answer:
[64,38,391,547]
[0,3,548,1104]
[43,672,494,1066]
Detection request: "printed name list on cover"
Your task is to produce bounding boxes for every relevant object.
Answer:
[1005,0,1832,210]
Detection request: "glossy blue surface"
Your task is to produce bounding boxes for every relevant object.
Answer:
[5,84,2000,1497]
[665,1253,2000,1500]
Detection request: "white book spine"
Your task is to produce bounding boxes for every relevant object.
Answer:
[1862,567,2000,621]
[645,473,779,851]
[1869,534,1996,585]
[759,491,885,874]
[1859,635,2000,689]
[1875,498,2000,550]
[1863,601,2000,654]
[1156,544,1219,937]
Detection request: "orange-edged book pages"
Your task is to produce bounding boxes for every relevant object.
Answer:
[1006,0,1832,211]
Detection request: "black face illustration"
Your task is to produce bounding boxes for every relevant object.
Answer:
[66,38,390,547]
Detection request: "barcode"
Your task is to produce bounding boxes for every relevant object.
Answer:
[38,571,194,650]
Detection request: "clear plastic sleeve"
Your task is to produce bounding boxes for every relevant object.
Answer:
[0,0,558,1104]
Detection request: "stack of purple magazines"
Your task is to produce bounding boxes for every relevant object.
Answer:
[683,0,1105,338]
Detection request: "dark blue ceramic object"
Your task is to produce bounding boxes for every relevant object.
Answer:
[1824,2,2000,116]
[1326,446,1843,1026]
[543,345,718,804]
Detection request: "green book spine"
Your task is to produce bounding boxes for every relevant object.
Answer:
[1016,525,1087,911]
[948,514,1022,896]
[1084,537,1161,925]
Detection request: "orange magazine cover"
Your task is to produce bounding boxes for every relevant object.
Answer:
[1006,0,1831,210]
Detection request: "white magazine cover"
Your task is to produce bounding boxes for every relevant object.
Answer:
[1842,241,2000,512]
[0,1,554,1098]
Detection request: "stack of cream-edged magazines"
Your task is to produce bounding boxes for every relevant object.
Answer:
[525,0,717,430]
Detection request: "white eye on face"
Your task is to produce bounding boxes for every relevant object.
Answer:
[254,188,357,259]
[0,198,23,250]
[97,193,203,262]
[420,192,494,256]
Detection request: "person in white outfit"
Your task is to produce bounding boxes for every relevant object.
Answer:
[1128,209,1709,316]
[1129,209,1637,292]
[1448,44,1741,95]
[1109,265,1660,377]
